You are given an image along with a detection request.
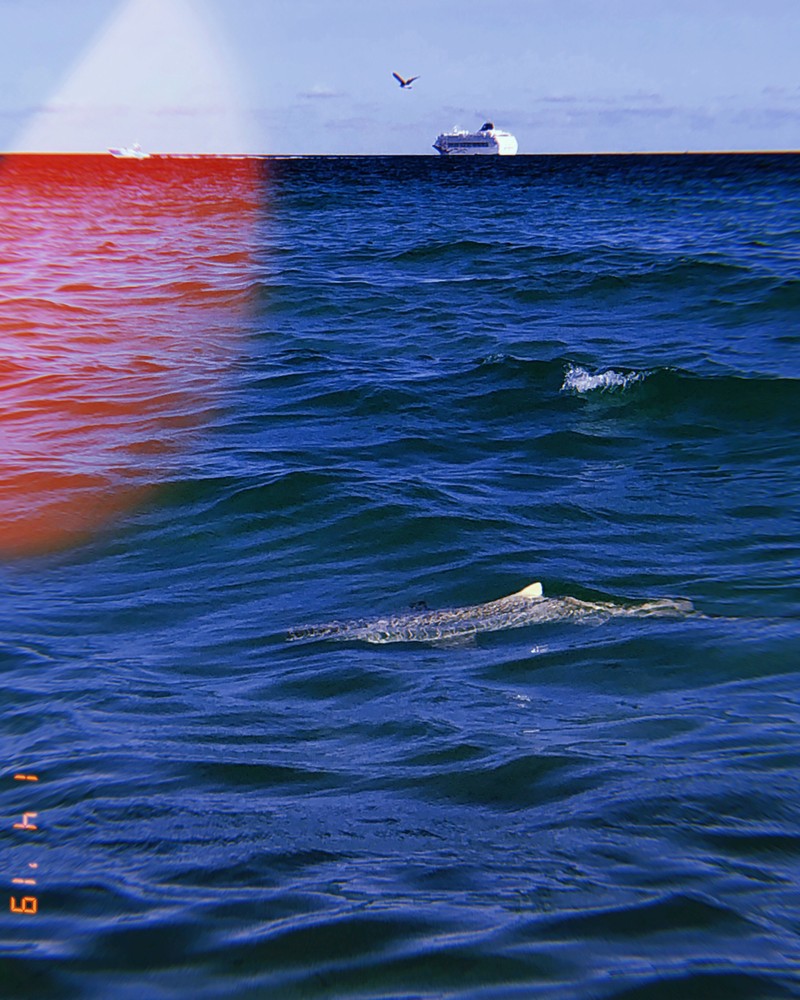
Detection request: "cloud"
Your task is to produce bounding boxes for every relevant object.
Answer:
[733,106,800,125]
[13,100,239,120]
[154,105,238,117]
[537,92,665,108]
[596,106,678,122]
[298,85,342,100]
[761,85,800,99]
[539,94,619,106]
[24,102,128,116]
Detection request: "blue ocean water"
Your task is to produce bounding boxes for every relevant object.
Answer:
[2,153,800,998]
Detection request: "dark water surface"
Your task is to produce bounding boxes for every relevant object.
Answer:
[1,153,799,998]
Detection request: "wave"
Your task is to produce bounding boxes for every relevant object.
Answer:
[4,154,799,997]
[561,364,647,395]
[556,362,800,428]
[386,238,502,264]
[251,349,800,437]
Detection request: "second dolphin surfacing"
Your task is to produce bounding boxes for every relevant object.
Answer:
[287,582,694,645]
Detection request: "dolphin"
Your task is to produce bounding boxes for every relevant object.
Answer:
[287,582,694,645]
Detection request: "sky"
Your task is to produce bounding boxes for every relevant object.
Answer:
[0,0,798,154]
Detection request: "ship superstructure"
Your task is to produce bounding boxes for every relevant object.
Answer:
[433,122,518,156]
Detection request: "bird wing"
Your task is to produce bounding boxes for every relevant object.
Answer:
[407,76,420,84]
[392,72,405,85]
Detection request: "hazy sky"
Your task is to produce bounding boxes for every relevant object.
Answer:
[1,0,798,154]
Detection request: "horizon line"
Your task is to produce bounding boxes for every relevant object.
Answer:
[2,148,799,158]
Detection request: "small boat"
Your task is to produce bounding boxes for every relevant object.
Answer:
[108,143,150,159]
[433,122,518,156]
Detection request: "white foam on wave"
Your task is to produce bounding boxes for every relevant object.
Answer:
[561,364,645,395]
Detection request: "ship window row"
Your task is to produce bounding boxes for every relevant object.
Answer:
[447,141,493,147]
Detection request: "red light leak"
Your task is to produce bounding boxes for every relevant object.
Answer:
[0,153,260,557]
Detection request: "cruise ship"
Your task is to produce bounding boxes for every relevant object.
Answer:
[433,122,518,156]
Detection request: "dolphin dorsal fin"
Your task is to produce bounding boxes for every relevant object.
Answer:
[511,581,543,599]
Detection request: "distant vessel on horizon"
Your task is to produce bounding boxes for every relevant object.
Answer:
[433,122,518,156]
[108,143,150,159]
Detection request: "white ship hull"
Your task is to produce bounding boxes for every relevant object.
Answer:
[108,144,150,159]
[433,122,517,156]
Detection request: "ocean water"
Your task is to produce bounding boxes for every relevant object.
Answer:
[1,152,799,999]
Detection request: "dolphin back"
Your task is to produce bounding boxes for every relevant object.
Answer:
[287,582,546,644]
[286,583,694,645]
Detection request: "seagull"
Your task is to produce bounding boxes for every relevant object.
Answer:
[393,72,419,89]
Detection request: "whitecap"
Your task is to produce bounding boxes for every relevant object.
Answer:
[561,363,645,394]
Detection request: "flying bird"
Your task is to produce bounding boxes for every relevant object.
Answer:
[393,72,419,89]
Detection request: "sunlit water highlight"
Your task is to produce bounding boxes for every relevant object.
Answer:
[1,153,799,999]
